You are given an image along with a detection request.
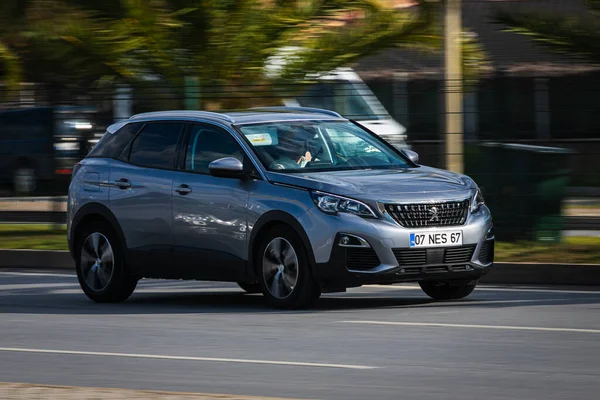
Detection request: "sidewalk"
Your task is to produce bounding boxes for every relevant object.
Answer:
[0,196,67,212]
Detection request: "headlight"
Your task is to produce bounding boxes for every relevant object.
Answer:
[310,191,377,218]
[471,188,485,213]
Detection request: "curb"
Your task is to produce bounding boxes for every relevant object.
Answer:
[0,249,74,270]
[480,262,600,286]
[1,249,599,286]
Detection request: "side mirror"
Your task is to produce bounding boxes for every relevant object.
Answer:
[208,157,247,179]
[402,149,419,164]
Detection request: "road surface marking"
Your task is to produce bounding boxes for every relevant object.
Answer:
[0,347,377,370]
[0,271,74,278]
[339,320,600,334]
[362,285,419,289]
[0,283,77,291]
[332,298,583,306]
[475,287,600,295]
[362,284,600,295]
[3,272,600,295]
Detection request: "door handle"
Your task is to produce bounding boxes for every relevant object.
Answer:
[113,178,131,189]
[175,184,192,195]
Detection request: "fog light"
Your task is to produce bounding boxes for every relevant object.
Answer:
[486,226,495,240]
[338,233,370,248]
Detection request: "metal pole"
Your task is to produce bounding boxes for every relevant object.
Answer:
[444,0,463,173]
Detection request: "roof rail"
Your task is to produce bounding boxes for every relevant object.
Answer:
[249,106,342,118]
[129,110,235,123]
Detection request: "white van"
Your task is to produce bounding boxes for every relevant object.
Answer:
[265,49,407,149]
[285,67,407,149]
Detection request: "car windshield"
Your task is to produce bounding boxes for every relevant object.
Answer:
[238,120,412,173]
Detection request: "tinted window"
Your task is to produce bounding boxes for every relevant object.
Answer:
[240,121,411,172]
[185,125,243,174]
[88,122,142,159]
[129,123,183,169]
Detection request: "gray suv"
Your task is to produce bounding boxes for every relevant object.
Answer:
[68,107,494,308]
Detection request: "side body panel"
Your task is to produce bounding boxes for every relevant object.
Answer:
[172,172,251,281]
[67,158,112,248]
[245,182,314,278]
[108,160,176,274]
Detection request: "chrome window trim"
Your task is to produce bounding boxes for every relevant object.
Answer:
[133,116,268,181]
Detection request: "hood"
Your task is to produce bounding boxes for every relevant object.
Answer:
[266,166,475,203]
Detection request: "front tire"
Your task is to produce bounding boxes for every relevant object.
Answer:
[257,225,321,309]
[419,279,477,300]
[75,221,137,303]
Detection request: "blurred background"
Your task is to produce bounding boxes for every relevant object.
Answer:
[0,0,598,263]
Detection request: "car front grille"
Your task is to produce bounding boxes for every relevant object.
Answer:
[478,240,495,264]
[384,199,470,228]
[393,245,476,266]
[346,247,381,271]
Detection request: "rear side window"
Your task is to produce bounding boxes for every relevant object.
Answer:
[88,122,142,159]
[128,122,183,169]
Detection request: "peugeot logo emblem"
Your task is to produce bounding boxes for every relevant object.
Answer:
[428,206,439,222]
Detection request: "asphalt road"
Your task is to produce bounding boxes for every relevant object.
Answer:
[1,270,600,399]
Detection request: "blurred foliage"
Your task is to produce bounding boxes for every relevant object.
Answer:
[495,236,600,264]
[0,0,488,104]
[494,0,600,63]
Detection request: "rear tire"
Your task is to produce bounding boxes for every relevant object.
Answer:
[257,225,321,309]
[419,279,477,300]
[75,220,137,303]
[237,282,261,294]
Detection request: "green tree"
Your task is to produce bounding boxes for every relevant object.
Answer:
[0,0,487,105]
[494,0,600,62]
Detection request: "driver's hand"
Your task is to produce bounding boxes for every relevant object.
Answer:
[297,151,312,166]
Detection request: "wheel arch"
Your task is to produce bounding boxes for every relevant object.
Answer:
[247,210,316,279]
[70,202,127,260]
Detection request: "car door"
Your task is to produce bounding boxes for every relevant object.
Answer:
[108,121,184,276]
[172,123,251,281]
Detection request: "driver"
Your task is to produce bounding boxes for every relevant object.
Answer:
[270,128,312,170]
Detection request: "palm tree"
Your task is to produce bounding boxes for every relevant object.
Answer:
[494,0,600,63]
[0,0,29,96]
[0,0,487,106]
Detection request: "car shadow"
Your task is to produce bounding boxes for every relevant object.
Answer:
[2,282,600,315]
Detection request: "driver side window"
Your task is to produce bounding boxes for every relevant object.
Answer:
[184,124,244,174]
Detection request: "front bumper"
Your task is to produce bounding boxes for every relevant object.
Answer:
[307,206,494,288]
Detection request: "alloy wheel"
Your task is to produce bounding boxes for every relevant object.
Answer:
[80,232,115,292]
[262,237,299,300]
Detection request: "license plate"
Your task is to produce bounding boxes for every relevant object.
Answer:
[409,231,463,247]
